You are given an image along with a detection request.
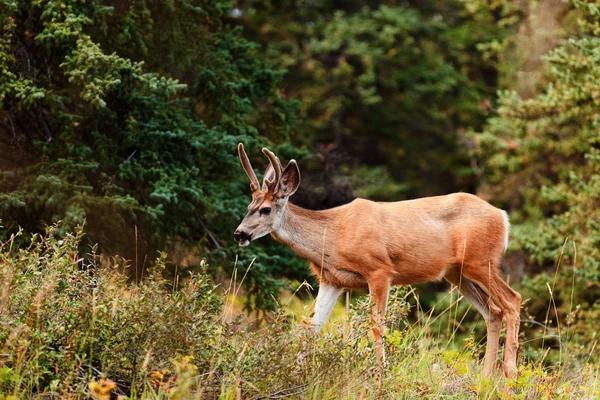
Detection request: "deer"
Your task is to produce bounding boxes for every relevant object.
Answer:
[233,143,521,378]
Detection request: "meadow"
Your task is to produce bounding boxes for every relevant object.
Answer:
[0,225,598,399]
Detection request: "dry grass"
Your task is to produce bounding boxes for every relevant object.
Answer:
[0,226,598,399]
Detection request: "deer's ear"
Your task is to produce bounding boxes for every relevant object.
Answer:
[278,160,301,198]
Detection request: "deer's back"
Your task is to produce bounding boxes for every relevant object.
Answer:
[333,193,508,284]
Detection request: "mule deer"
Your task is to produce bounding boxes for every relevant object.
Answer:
[233,143,521,377]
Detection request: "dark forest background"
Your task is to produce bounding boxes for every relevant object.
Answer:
[2,0,600,361]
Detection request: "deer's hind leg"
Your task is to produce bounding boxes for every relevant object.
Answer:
[368,274,391,367]
[486,274,521,377]
[444,266,503,377]
[461,263,521,378]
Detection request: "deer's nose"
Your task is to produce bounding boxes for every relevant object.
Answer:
[234,230,251,242]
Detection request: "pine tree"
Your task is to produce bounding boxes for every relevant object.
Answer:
[0,0,297,309]
[475,0,600,358]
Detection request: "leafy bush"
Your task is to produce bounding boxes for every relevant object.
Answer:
[0,224,221,396]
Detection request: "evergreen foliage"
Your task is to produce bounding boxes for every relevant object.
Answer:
[474,0,600,357]
[240,0,520,197]
[0,0,298,309]
[1,0,520,311]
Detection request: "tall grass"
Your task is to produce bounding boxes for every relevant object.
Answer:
[0,226,598,399]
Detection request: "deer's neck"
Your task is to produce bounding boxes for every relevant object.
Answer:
[271,203,338,267]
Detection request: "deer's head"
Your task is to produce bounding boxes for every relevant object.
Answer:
[234,143,301,246]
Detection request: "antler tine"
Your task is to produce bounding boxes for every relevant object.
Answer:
[238,143,260,192]
[262,147,283,192]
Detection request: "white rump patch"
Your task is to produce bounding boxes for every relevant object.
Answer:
[502,210,510,253]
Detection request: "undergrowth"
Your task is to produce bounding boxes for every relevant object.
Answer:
[0,226,598,399]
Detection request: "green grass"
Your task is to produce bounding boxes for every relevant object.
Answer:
[0,226,598,399]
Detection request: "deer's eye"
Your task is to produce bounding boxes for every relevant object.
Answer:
[259,207,272,215]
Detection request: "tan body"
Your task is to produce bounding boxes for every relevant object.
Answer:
[274,194,507,288]
[234,144,521,378]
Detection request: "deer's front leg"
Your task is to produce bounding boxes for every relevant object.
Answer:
[368,275,391,366]
[312,283,344,332]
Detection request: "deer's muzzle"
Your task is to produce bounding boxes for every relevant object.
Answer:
[233,230,252,246]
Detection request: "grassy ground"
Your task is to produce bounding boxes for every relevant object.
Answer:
[0,226,598,399]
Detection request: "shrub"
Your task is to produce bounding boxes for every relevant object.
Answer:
[0,224,221,397]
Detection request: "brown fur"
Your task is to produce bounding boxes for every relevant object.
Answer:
[235,145,521,378]
[275,194,505,287]
[272,194,521,377]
